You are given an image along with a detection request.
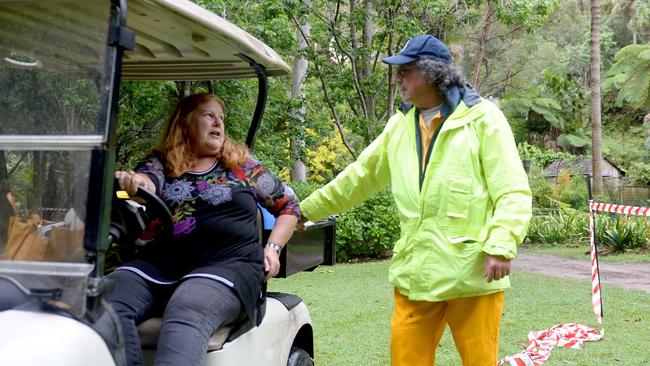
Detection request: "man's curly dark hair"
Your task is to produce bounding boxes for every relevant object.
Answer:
[416,58,465,93]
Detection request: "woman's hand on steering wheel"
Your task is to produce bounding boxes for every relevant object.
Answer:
[111,174,174,247]
[115,170,140,195]
[115,171,154,195]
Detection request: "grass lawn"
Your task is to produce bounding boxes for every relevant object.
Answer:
[521,243,650,263]
[269,260,650,366]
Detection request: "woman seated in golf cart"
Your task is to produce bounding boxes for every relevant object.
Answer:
[109,92,301,366]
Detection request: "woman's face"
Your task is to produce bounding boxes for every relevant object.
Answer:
[187,99,225,157]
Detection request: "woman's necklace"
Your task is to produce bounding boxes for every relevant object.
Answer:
[191,156,218,173]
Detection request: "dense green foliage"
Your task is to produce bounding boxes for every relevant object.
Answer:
[6,0,647,260]
[109,0,650,260]
[603,44,650,109]
[292,182,399,261]
[332,187,399,261]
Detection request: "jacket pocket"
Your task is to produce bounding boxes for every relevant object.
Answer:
[446,175,472,219]
[447,235,479,244]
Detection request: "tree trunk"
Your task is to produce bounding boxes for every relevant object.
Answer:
[290,160,307,183]
[289,0,311,183]
[628,0,639,44]
[174,81,193,99]
[362,1,376,137]
[590,0,603,196]
[386,11,396,117]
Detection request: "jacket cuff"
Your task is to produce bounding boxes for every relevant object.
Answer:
[299,197,324,222]
[482,243,517,260]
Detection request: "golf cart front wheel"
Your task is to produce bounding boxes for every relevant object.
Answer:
[287,346,313,366]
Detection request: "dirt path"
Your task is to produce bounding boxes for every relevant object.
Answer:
[513,252,650,294]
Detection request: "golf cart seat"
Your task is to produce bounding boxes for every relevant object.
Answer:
[136,209,268,351]
[138,317,234,352]
[137,296,267,352]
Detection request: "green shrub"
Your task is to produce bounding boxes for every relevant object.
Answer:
[526,163,589,211]
[334,187,400,261]
[291,182,399,261]
[626,161,650,185]
[525,212,587,245]
[528,165,554,208]
[525,143,575,169]
[597,215,649,253]
[526,210,650,253]
[555,174,589,210]
[290,181,322,201]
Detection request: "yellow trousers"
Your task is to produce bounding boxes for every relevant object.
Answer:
[391,289,505,366]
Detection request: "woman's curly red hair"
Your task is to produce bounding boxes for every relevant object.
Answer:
[155,93,249,177]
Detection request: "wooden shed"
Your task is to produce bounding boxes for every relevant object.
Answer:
[544,157,625,185]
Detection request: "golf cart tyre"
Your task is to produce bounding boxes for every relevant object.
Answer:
[287,346,313,366]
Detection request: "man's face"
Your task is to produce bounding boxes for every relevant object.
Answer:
[395,62,437,107]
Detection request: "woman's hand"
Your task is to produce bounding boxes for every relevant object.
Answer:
[263,214,298,281]
[264,247,281,281]
[114,170,155,195]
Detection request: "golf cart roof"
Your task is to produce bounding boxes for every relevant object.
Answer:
[0,0,290,81]
[122,0,290,80]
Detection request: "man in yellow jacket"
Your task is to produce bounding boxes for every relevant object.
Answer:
[300,35,532,365]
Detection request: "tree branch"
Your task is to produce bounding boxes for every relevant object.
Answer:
[290,9,357,159]
[299,0,368,118]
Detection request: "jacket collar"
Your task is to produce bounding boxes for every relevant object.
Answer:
[441,83,481,117]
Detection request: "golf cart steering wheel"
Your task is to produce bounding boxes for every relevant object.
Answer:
[110,179,174,247]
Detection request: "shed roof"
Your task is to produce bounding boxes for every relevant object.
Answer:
[544,157,624,178]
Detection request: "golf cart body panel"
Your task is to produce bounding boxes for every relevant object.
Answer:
[140,297,312,365]
[0,1,333,365]
[0,310,114,366]
[204,299,312,365]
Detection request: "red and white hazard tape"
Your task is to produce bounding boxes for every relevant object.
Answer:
[498,323,603,366]
[589,201,650,217]
[499,200,650,365]
[588,201,603,327]
[588,200,649,326]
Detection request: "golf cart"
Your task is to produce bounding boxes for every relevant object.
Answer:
[0,1,335,365]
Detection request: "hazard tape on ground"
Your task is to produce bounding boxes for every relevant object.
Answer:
[498,323,603,366]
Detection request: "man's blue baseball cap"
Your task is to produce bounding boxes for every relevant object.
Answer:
[382,35,452,65]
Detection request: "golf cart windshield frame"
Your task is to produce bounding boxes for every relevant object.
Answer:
[0,0,273,275]
[91,2,272,273]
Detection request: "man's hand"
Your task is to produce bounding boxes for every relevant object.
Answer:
[296,215,309,231]
[484,255,511,283]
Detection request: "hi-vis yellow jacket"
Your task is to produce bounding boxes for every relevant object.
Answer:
[301,87,532,301]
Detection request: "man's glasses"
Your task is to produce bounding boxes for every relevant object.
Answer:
[396,64,417,77]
